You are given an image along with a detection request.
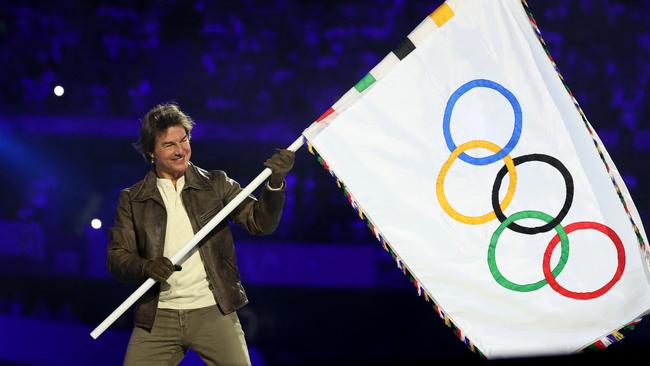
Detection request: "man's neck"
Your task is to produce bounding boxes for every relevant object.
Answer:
[155,170,183,189]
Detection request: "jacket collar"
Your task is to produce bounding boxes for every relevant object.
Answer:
[184,162,211,191]
[132,162,210,202]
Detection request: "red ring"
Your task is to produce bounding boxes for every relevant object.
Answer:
[542,222,625,300]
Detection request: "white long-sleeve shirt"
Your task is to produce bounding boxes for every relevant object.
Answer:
[156,176,216,309]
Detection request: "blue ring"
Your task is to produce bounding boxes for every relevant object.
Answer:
[443,79,523,166]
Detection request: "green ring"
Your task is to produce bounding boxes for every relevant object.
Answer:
[488,210,569,292]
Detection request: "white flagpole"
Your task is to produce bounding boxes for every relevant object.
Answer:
[90,135,305,339]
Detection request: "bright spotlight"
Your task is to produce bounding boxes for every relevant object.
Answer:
[91,218,102,229]
[54,85,64,96]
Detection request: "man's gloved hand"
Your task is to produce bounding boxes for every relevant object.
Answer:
[143,257,182,283]
[264,149,295,189]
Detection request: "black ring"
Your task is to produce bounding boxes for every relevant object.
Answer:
[491,153,574,235]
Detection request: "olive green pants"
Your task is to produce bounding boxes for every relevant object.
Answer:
[123,305,251,366]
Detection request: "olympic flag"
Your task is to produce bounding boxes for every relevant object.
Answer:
[303,0,650,358]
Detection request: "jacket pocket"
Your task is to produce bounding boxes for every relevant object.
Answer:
[199,206,222,226]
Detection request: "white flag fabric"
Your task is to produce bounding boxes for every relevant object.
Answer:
[303,0,650,358]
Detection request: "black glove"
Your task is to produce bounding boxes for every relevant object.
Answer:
[264,149,295,188]
[143,257,182,283]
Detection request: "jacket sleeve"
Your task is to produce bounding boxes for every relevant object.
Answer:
[219,171,285,235]
[106,189,148,283]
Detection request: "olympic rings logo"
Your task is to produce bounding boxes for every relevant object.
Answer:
[436,79,625,300]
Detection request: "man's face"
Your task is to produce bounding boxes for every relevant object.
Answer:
[152,125,191,180]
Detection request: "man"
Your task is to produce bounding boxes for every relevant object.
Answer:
[107,103,294,365]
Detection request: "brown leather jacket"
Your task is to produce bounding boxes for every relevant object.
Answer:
[107,163,284,330]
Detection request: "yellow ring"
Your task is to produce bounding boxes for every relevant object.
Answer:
[436,140,517,224]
